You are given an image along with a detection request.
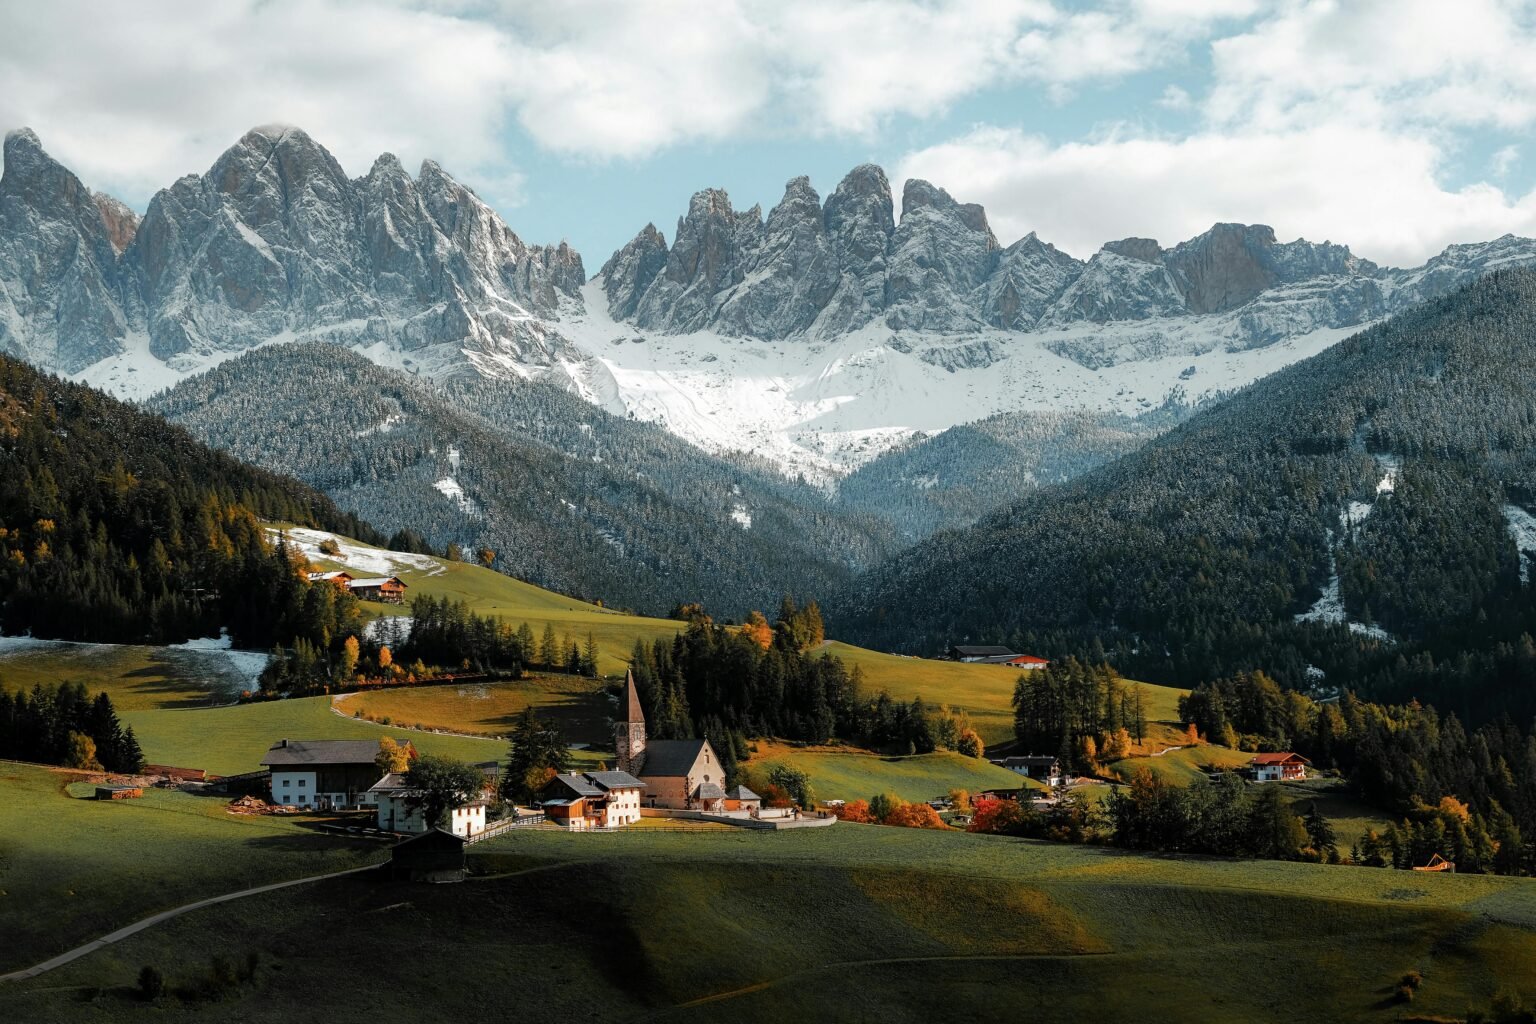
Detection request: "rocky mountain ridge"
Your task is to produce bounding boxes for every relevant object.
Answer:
[599,167,1536,368]
[0,125,585,377]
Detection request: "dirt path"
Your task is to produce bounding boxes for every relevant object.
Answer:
[0,864,382,985]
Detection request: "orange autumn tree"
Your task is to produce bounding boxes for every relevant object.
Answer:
[833,799,875,823]
[739,610,774,650]
[968,796,1030,835]
[884,802,947,830]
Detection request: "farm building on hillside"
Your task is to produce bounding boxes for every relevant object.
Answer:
[947,645,1017,662]
[946,646,1050,668]
[615,670,730,811]
[1413,853,1455,873]
[539,770,647,829]
[1249,752,1311,782]
[347,576,408,604]
[261,739,385,810]
[370,773,489,837]
[997,755,1064,787]
[389,828,467,883]
[307,570,354,589]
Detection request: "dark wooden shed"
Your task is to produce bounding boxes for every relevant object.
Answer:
[389,828,467,883]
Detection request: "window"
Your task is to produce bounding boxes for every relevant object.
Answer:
[282,778,290,787]
[298,779,306,787]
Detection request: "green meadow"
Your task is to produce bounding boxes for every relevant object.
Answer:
[3,820,1535,1022]
[743,740,1035,805]
[0,762,379,974]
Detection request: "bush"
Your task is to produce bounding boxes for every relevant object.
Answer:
[136,965,165,1001]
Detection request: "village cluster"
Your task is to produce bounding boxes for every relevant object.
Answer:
[254,673,821,841]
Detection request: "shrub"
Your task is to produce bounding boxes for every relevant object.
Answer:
[136,965,165,1001]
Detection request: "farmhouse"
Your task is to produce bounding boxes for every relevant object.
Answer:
[615,670,729,811]
[539,770,646,829]
[947,645,1017,662]
[1413,853,1455,873]
[1250,752,1311,782]
[347,575,408,604]
[260,739,384,810]
[946,645,1049,668]
[306,570,354,589]
[370,773,488,837]
[998,755,1063,787]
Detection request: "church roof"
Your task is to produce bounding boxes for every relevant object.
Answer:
[639,739,711,777]
[695,782,727,801]
[624,669,645,724]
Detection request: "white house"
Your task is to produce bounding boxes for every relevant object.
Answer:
[370,773,488,837]
[539,770,647,829]
[260,739,385,810]
[998,755,1064,788]
[1250,752,1311,782]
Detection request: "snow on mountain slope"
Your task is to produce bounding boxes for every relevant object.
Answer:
[556,280,1364,482]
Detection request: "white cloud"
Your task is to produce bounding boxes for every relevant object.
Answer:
[0,0,522,201]
[895,124,1536,266]
[1205,0,1536,133]
[1494,145,1521,179]
[1157,85,1193,110]
[0,0,1250,194]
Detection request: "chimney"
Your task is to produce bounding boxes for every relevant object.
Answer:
[280,739,289,748]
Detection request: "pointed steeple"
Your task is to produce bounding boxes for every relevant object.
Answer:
[625,668,645,726]
[616,668,647,776]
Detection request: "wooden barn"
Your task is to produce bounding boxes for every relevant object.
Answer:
[346,576,408,604]
[389,828,467,883]
[95,785,143,800]
[1413,853,1455,873]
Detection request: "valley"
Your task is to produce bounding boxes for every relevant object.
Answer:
[5,39,1536,1021]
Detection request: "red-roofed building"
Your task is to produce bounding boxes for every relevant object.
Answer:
[1250,752,1310,782]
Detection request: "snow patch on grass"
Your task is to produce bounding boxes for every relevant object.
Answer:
[268,526,447,578]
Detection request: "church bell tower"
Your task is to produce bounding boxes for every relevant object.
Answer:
[616,669,647,775]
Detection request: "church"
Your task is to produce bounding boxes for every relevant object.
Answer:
[615,670,728,812]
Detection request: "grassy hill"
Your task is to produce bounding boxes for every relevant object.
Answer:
[3,819,1534,1022]
[743,740,1035,805]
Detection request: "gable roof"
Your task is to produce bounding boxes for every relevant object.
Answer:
[639,739,713,778]
[1001,755,1060,768]
[261,739,382,767]
[725,785,760,801]
[347,576,407,589]
[951,645,1017,658]
[1250,752,1311,765]
[695,782,726,801]
[546,773,603,799]
[307,570,354,582]
[586,770,647,791]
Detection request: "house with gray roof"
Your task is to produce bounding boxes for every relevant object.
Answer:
[539,770,646,828]
[260,738,384,810]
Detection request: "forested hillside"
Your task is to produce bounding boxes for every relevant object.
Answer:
[150,344,898,617]
[0,354,377,645]
[837,402,1189,540]
[838,270,1536,725]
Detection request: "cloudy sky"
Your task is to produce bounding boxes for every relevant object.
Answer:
[3,0,1535,267]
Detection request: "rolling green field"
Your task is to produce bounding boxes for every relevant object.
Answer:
[122,695,505,777]
[4,820,1535,1022]
[333,673,611,746]
[744,741,1037,804]
[824,642,1188,746]
[0,762,379,974]
[1106,742,1257,786]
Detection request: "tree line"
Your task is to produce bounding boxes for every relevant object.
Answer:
[0,682,144,773]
